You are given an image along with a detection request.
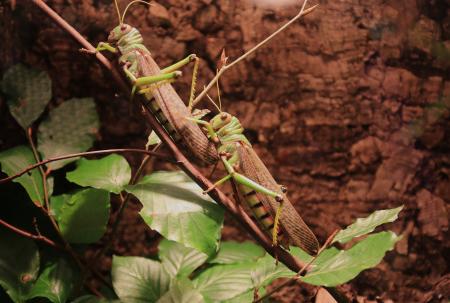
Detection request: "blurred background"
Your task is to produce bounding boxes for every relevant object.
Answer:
[0,0,449,301]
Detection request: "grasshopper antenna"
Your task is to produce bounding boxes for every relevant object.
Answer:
[114,0,122,24]
[206,93,222,113]
[121,0,152,24]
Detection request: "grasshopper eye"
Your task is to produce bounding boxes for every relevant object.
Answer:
[121,25,127,31]
[220,113,228,120]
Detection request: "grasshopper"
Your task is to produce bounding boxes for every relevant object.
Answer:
[190,109,319,255]
[88,0,218,165]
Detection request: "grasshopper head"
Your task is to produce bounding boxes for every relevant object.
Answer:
[211,112,233,131]
[107,24,143,46]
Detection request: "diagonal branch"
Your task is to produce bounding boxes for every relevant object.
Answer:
[30,2,348,302]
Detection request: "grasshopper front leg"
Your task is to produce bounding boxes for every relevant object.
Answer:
[128,54,199,101]
[96,42,118,53]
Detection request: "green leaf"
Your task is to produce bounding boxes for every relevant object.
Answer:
[58,189,110,243]
[209,241,265,265]
[66,154,131,194]
[250,254,293,289]
[49,194,71,220]
[146,131,161,149]
[0,227,40,303]
[289,247,314,263]
[126,171,224,256]
[333,206,404,244]
[192,263,255,302]
[0,146,45,205]
[27,258,76,303]
[302,231,401,286]
[1,64,51,129]
[37,98,99,170]
[157,278,204,303]
[159,240,208,278]
[222,290,254,303]
[111,256,170,303]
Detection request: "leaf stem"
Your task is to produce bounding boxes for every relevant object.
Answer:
[26,127,50,210]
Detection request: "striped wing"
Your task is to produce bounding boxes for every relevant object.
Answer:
[136,50,218,165]
[237,143,319,255]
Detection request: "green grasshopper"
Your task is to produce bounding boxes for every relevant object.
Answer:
[189,108,319,255]
[89,0,218,165]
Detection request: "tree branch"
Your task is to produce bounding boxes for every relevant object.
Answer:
[0,148,173,184]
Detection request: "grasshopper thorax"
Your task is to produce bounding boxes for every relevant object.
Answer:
[211,112,245,138]
[108,23,144,50]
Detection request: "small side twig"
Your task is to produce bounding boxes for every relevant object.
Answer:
[254,230,339,303]
[103,142,163,250]
[0,218,104,297]
[192,1,317,107]
[0,148,173,184]
[0,218,61,249]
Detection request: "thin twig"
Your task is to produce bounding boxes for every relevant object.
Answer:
[107,143,163,243]
[23,130,116,291]
[0,218,105,297]
[254,230,340,303]
[0,218,61,248]
[192,1,317,107]
[0,148,173,184]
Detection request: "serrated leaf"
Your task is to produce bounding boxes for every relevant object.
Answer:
[157,278,204,303]
[146,131,161,149]
[0,227,40,303]
[58,189,110,243]
[37,98,99,170]
[333,206,404,244]
[192,263,255,301]
[1,64,51,129]
[112,256,170,303]
[27,258,76,303]
[209,241,265,265]
[0,145,45,205]
[302,231,401,286]
[66,154,131,194]
[159,240,208,278]
[126,171,224,256]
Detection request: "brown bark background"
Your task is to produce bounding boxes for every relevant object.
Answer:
[0,0,449,302]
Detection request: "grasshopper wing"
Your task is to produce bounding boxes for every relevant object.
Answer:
[237,143,319,255]
[136,50,218,165]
